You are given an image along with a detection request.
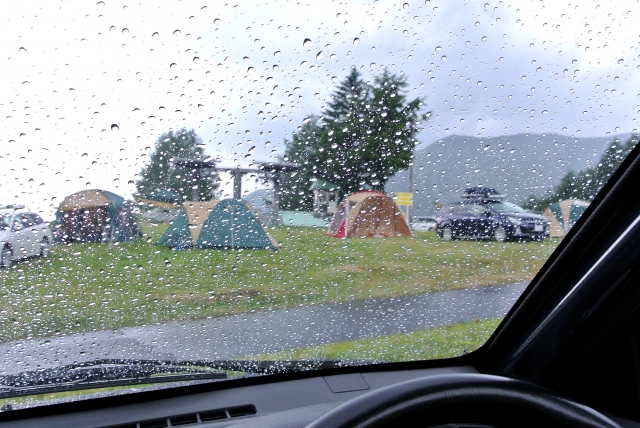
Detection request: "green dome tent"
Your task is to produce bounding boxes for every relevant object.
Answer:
[158,199,278,249]
[55,189,141,243]
[542,199,589,238]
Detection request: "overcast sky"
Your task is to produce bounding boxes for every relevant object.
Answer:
[1,0,638,217]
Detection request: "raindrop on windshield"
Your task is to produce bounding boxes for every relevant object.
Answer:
[403,3,409,9]
[111,124,119,131]
[435,46,441,51]
[122,28,129,34]
[353,38,360,45]
[303,38,312,48]
[243,56,250,62]
[151,32,159,39]
[173,29,181,36]
[316,51,323,60]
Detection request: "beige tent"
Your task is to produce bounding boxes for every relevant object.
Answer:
[542,199,589,238]
[327,191,411,238]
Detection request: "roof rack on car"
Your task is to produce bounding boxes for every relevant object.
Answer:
[461,187,505,201]
[0,204,26,210]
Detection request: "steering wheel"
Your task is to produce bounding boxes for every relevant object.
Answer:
[305,373,620,428]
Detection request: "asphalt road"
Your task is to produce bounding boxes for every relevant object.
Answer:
[0,282,528,374]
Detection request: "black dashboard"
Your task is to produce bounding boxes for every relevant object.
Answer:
[2,367,476,428]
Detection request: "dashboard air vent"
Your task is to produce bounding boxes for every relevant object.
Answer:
[101,404,257,428]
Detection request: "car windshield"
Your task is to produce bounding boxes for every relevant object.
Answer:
[486,202,527,214]
[0,0,638,409]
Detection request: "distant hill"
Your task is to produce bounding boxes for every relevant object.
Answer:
[386,133,631,215]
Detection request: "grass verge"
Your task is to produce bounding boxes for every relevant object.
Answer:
[248,318,502,362]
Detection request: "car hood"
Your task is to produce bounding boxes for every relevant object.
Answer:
[497,212,547,222]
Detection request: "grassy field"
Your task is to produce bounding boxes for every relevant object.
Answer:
[250,318,502,362]
[0,221,559,342]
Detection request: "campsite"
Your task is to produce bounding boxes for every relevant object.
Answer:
[0,222,559,342]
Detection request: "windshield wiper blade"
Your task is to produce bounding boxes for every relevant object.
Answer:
[0,358,378,400]
[199,358,377,374]
[0,359,227,399]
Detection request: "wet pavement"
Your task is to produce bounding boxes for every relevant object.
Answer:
[0,282,528,374]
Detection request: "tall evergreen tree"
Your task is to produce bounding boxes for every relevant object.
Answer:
[136,128,219,202]
[280,67,428,208]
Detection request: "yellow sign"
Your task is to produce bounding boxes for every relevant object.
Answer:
[395,192,413,206]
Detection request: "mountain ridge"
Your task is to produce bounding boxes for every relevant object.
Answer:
[386,132,631,214]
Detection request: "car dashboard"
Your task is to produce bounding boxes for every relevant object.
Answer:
[1,366,477,428]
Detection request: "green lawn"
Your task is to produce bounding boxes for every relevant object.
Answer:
[249,318,502,362]
[0,222,559,342]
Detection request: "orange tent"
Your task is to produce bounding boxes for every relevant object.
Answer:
[327,190,411,238]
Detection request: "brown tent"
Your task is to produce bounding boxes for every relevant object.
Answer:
[327,191,411,238]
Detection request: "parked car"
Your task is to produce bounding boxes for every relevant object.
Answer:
[411,216,438,232]
[0,206,53,268]
[436,200,549,242]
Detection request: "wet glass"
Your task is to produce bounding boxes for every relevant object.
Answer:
[486,202,527,214]
[0,0,637,409]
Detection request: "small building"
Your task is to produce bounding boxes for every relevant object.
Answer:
[310,179,338,217]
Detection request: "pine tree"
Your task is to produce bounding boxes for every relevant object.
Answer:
[278,67,428,208]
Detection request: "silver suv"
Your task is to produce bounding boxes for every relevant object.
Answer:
[0,206,53,268]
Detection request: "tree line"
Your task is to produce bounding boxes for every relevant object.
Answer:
[135,68,427,210]
[523,135,639,211]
